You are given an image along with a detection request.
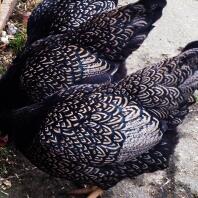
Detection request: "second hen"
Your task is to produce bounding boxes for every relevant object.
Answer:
[0,0,166,110]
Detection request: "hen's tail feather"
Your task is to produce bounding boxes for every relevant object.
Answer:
[81,0,167,62]
[137,0,167,23]
[120,26,155,62]
[182,41,198,52]
[116,0,166,61]
[120,0,167,59]
[116,0,167,59]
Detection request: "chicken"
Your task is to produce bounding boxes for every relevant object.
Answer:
[6,0,166,103]
[0,41,197,197]
[0,0,167,115]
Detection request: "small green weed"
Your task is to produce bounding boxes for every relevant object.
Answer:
[0,148,9,158]
[8,32,26,54]
[194,91,198,103]
[196,95,198,103]
[0,148,9,175]
[0,65,6,75]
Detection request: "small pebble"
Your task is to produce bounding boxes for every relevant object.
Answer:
[1,31,7,37]
[1,31,9,44]
[1,180,12,190]
[0,36,9,44]
[7,22,18,35]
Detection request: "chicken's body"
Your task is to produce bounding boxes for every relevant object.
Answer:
[1,42,198,191]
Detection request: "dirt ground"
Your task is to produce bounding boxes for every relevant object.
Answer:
[0,0,198,198]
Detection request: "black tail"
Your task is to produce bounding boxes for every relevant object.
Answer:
[182,41,198,52]
[82,0,167,63]
[138,0,167,20]
[119,0,167,61]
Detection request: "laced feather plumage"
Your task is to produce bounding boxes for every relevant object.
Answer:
[2,0,198,195]
[27,0,119,44]
[1,42,198,190]
[0,0,167,107]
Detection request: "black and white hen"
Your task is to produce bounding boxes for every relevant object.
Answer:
[0,0,167,109]
[0,42,198,197]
